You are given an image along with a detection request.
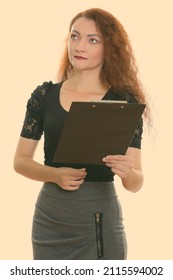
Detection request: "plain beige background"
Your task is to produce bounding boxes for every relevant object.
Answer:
[0,0,172,259]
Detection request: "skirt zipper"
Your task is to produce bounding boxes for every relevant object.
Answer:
[95,213,104,258]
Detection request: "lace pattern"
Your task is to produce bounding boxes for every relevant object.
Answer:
[127,93,143,148]
[21,81,52,140]
[20,81,143,148]
[129,117,143,148]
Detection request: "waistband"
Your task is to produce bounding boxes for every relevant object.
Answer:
[42,181,116,200]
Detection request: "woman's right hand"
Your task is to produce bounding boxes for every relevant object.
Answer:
[14,138,87,191]
[50,167,87,191]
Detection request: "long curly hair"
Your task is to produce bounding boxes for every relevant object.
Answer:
[57,8,151,124]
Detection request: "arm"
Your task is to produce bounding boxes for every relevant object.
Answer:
[103,147,143,192]
[14,137,87,191]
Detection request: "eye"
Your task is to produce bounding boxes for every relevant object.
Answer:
[89,38,98,44]
[70,34,78,40]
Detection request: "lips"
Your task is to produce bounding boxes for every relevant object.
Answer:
[74,55,87,60]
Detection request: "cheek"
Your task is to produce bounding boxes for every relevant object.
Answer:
[94,48,104,63]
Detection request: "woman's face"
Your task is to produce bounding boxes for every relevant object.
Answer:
[68,17,104,74]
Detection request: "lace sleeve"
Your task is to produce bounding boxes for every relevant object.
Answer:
[20,81,52,140]
[117,90,144,149]
[129,117,143,149]
[125,93,143,149]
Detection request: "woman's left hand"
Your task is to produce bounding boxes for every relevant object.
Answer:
[103,155,134,178]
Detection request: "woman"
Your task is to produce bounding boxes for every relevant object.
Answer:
[14,8,149,260]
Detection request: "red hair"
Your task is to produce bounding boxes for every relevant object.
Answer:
[57,8,151,123]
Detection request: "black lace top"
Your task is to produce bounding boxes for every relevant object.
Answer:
[20,81,143,181]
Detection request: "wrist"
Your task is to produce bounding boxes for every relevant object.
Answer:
[122,168,144,192]
[46,166,58,183]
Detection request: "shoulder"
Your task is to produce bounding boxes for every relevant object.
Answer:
[31,81,53,97]
[29,80,54,102]
[32,81,63,97]
[27,81,53,112]
[27,81,64,112]
[108,88,139,103]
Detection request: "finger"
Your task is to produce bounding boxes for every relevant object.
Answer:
[68,168,87,177]
[103,155,129,162]
[111,168,128,178]
[105,162,124,170]
[106,163,132,175]
[68,176,86,181]
[68,175,87,181]
[67,179,85,186]
[62,185,80,191]
[62,178,85,191]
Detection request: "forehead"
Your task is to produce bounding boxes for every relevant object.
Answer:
[71,17,100,35]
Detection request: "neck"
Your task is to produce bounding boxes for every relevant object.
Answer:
[66,70,107,93]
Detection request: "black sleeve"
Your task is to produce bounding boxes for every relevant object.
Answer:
[129,117,143,149]
[20,81,52,140]
[127,93,143,149]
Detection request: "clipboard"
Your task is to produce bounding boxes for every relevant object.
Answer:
[52,101,145,165]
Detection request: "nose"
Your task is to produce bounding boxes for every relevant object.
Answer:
[75,39,86,52]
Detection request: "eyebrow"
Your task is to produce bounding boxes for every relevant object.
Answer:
[71,29,101,38]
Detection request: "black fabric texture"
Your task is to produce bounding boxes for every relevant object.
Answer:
[20,81,143,181]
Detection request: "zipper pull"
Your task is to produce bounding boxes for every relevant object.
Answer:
[95,213,100,223]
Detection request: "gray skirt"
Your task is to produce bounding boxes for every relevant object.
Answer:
[32,181,127,260]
